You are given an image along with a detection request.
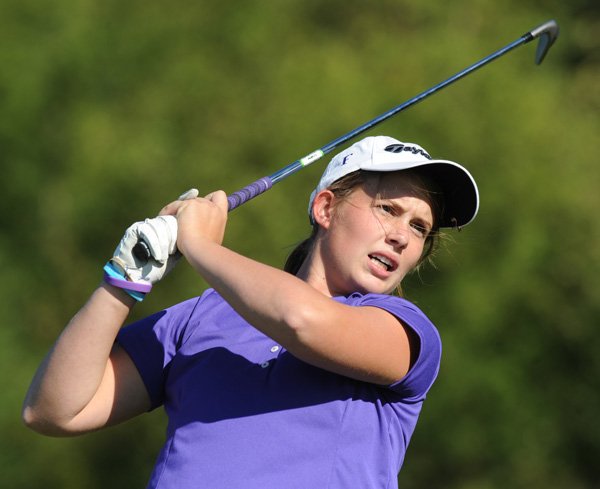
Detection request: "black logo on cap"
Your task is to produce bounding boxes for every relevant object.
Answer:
[385,144,431,160]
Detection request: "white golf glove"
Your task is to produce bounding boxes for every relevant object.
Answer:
[110,215,180,285]
[103,188,199,300]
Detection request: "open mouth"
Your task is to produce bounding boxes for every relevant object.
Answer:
[369,254,394,272]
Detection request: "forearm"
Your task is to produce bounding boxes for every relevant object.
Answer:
[22,283,135,430]
[165,192,413,386]
[164,191,338,357]
[181,240,327,348]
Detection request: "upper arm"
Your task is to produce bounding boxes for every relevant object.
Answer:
[62,345,151,435]
[289,302,418,386]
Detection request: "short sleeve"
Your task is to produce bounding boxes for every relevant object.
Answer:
[343,293,442,401]
[116,295,203,409]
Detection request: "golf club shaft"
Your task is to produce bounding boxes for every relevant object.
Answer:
[132,20,557,262]
[226,19,558,211]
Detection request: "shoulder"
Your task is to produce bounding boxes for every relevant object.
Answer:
[339,293,438,337]
[336,292,441,357]
[118,289,217,349]
[339,293,442,395]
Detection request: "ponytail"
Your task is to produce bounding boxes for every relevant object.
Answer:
[284,226,318,275]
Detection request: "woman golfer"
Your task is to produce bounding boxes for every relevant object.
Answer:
[23,135,479,488]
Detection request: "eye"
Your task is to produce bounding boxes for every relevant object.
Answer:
[376,203,396,216]
[410,221,430,238]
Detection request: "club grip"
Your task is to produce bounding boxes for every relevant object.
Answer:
[130,177,274,264]
[227,177,273,211]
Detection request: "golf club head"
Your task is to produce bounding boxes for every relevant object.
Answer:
[529,20,559,65]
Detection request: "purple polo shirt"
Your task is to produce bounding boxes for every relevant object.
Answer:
[117,289,441,489]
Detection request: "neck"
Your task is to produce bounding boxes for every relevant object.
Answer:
[295,247,335,298]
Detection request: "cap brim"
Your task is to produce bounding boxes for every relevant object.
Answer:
[368,159,479,228]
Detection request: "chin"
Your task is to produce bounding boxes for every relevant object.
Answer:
[355,281,398,296]
[340,273,402,296]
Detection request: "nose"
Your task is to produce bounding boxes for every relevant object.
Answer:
[385,225,409,250]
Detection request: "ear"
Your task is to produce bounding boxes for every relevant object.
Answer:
[311,190,335,229]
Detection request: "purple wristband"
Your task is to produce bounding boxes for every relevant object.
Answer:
[103,272,153,294]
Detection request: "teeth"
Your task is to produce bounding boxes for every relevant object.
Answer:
[370,254,392,271]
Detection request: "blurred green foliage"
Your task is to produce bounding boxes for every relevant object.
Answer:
[1,0,598,487]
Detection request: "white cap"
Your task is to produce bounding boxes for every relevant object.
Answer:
[308,135,479,228]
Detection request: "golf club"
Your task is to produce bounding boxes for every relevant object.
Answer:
[133,19,559,262]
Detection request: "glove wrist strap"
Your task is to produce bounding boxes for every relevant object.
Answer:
[103,262,152,301]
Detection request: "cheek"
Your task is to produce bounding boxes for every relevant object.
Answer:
[352,208,387,235]
[332,208,372,237]
[407,241,427,269]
